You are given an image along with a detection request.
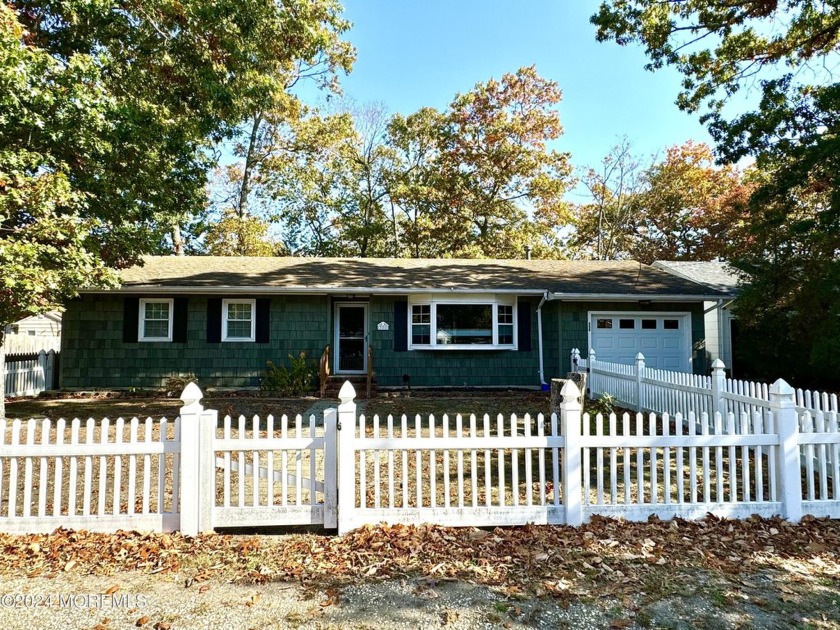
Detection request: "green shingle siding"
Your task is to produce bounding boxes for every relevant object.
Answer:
[60,295,330,389]
[60,294,709,390]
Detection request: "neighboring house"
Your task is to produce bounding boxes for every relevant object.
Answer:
[59,257,730,390]
[5,312,62,337]
[652,261,740,374]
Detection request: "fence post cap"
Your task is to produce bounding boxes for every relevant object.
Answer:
[635,352,645,362]
[589,348,596,356]
[560,379,581,401]
[711,358,726,370]
[769,378,794,397]
[180,382,204,407]
[338,380,356,404]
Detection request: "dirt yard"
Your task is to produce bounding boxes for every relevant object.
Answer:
[0,517,838,629]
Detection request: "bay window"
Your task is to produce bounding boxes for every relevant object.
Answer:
[409,298,517,349]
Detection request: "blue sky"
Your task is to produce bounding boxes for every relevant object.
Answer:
[310,0,718,198]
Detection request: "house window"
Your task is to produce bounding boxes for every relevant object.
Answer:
[641,319,657,330]
[596,318,613,329]
[409,299,516,349]
[619,319,635,329]
[497,305,514,344]
[663,319,680,330]
[139,299,173,342]
[412,304,431,345]
[223,299,256,342]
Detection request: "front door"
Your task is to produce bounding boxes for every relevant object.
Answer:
[334,303,368,374]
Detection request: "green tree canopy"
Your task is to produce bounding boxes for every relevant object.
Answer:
[0,1,353,417]
[592,0,840,386]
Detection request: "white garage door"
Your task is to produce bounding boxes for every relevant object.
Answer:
[589,313,691,372]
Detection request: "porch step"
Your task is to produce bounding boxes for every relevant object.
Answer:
[322,375,377,399]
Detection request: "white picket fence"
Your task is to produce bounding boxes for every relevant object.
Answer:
[4,350,59,397]
[0,379,838,535]
[3,334,61,356]
[572,348,839,419]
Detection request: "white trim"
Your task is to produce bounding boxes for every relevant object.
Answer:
[92,286,726,301]
[587,311,693,371]
[138,298,173,342]
[408,295,518,351]
[222,299,256,342]
[334,302,369,374]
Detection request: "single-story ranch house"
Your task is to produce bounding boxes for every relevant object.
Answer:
[59,257,731,390]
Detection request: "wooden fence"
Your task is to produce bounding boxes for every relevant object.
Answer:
[4,350,59,398]
[3,334,61,356]
[0,379,837,535]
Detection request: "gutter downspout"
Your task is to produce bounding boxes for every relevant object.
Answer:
[537,291,548,387]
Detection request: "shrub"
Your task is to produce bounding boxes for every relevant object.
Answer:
[164,373,198,397]
[587,392,617,418]
[261,352,316,396]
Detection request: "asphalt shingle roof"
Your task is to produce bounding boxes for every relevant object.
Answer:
[111,256,729,298]
[651,261,741,296]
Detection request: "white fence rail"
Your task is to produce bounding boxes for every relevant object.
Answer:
[0,415,181,534]
[3,334,61,356]
[4,350,59,397]
[572,348,839,419]
[0,379,838,535]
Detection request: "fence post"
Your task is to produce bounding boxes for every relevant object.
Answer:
[37,350,47,393]
[323,407,338,529]
[336,381,357,535]
[178,382,217,536]
[560,380,583,526]
[770,378,802,522]
[588,348,597,397]
[635,352,645,413]
[711,359,726,418]
[570,348,580,372]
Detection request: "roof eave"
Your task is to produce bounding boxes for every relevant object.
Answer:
[79,285,728,300]
[549,292,732,302]
[83,285,549,295]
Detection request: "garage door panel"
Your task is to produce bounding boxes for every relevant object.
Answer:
[591,313,689,373]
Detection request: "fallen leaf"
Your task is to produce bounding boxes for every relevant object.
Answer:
[135,616,150,627]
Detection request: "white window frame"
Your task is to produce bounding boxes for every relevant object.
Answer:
[138,298,173,342]
[222,298,256,343]
[408,294,518,351]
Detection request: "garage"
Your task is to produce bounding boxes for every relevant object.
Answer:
[589,312,691,372]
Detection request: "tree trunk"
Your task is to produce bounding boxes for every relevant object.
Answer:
[171,223,185,255]
[238,112,264,219]
[0,328,5,421]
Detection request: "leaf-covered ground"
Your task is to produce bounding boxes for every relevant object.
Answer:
[1,516,839,628]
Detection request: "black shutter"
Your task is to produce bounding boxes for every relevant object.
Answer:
[173,298,188,343]
[206,298,222,343]
[123,297,139,343]
[255,298,270,343]
[517,300,532,352]
[394,300,408,352]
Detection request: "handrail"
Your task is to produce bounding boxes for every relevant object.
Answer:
[366,345,374,398]
[319,344,330,398]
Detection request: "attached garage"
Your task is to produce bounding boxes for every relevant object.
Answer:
[589,312,692,372]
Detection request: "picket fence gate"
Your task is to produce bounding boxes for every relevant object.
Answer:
[4,350,59,398]
[0,379,838,536]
